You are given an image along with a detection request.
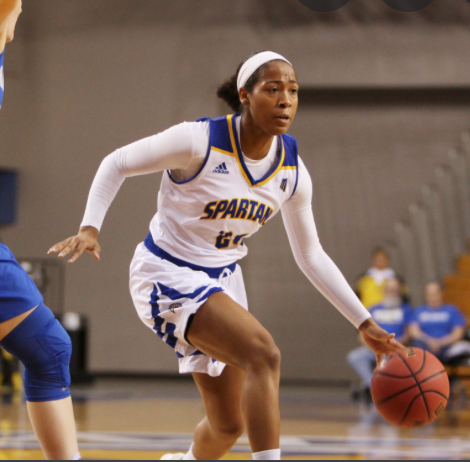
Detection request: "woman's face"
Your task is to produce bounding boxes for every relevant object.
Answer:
[241,61,299,136]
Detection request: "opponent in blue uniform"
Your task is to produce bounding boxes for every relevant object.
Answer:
[0,1,80,459]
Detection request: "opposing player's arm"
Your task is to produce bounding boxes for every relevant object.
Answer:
[0,0,20,51]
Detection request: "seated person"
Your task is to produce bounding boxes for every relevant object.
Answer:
[409,282,467,362]
[348,278,412,395]
[356,248,408,310]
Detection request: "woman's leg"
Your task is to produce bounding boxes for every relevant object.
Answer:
[0,305,79,460]
[191,366,245,460]
[187,292,281,455]
[27,398,79,460]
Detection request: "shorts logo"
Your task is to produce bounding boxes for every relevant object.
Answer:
[214,163,230,175]
[280,179,288,192]
[169,303,183,313]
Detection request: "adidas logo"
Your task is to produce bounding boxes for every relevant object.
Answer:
[213,163,229,174]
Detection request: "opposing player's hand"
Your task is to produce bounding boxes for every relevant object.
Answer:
[48,226,101,263]
[359,317,406,365]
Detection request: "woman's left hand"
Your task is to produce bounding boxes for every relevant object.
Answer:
[359,317,406,365]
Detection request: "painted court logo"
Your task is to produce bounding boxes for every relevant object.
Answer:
[298,0,435,12]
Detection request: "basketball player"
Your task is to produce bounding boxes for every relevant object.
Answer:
[0,1,80,459]
[50,51,403,461]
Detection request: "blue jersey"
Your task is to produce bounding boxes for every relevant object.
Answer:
[412,304,467,339]
[369,303,413,338]
[0,49,4,108]
[0,244,43,323]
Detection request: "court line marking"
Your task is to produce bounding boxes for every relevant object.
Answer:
[1,431,470,458]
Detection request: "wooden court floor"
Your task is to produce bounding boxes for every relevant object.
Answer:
[1,378,470,460]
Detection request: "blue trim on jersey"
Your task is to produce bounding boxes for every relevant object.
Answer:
[281,134,299,167]
[144,233,237,279]
[0,49,5,108]
[210,115,236,154]
[166,118,212,185]
[279,134,300,198]
[230,115,285,187]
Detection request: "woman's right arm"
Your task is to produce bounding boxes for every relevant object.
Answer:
[48,122,208,263]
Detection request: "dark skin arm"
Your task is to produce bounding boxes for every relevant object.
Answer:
[48,226,101,263]
[359,317,406,364]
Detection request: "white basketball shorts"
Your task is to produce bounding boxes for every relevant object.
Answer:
[130,242,248,377]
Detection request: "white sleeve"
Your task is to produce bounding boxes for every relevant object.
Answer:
[281,158,371,329]
[80,121,209,231]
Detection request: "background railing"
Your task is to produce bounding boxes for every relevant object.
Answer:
[392,133,470,305]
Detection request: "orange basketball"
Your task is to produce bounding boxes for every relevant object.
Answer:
[371,348,450,428]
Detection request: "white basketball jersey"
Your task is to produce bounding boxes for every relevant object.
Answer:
[149,114,300,268]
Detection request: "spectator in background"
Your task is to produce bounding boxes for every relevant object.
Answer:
[356,248,397,310]
[348,278,412,399]
[409,282,467,362]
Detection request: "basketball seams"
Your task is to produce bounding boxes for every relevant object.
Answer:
[374,371,413,379]
[375,350,428,380]
[398,392,423,426]
[377,383,419,406]
[418,370,446,386]
[397,351,431,422]
[373,349,449,427]
[422,390,449,401]
[376,369,447,406]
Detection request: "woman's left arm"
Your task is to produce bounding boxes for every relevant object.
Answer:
[281,159,404,360]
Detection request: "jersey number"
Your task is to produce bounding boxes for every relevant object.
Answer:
[215,231,248,249]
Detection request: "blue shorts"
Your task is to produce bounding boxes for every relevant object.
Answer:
[0,244,43,323]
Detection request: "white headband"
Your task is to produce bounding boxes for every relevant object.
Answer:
[237,51,293,91]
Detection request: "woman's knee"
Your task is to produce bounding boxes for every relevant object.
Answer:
[0,305,72,403]
[214,419,245,441]
[245,332,281,373]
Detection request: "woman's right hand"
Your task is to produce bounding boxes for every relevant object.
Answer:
[48,226,101,264]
